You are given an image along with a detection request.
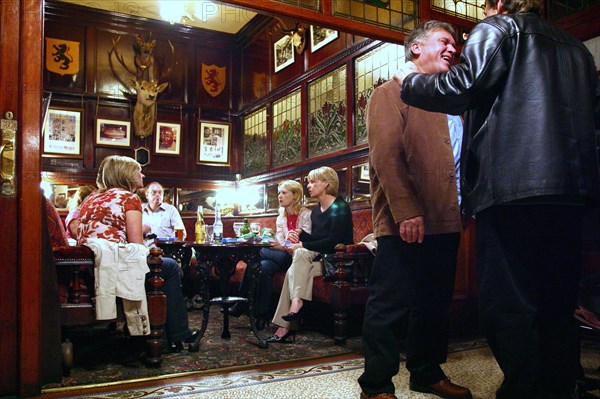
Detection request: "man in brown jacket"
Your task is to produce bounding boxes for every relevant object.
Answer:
[358,21,471,399]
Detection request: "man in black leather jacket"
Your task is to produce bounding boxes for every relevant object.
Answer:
[395,1,600,398]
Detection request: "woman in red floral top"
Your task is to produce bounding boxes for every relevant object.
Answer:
[77,155,199,352]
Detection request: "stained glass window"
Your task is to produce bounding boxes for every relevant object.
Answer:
[272,90,302,168]
[354,42,405,145]
[308,65,347,158]
[270,0,320,11]
[243,108,267,175]
[333,0,418,33]
[431,0,486,22]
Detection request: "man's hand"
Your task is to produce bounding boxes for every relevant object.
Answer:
[399,216,425,243]
[393,61,418,86]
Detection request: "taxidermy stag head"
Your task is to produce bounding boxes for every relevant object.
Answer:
[109,33,176,138]
[280,20,306,54]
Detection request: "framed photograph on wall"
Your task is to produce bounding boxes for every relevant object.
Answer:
[359,164,370,182]
[155,121,181,155]
[95,118,131,147]
[310,26,338,53]
[43,107,83,158]
[274,35,295,73]
[198,121,230,165]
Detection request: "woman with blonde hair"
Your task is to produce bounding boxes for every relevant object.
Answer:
[268,167,353,342]
[229,179,312,329]
[76,155,199,352]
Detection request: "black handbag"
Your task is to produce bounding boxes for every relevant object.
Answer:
[321,253,354,282]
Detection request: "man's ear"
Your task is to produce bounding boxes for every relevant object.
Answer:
[496,0,505,13]
[410,42,421,57]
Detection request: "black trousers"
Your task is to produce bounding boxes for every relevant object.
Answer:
[476,205,583,399]
[358,233,460,395]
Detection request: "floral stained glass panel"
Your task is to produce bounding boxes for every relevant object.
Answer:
[272,90,302,168]
[308,65,347,158]
[243,108,267,175]
[431,0,485,22]
[355,42,405,145]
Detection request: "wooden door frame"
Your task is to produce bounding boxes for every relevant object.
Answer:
[0,0,44,396]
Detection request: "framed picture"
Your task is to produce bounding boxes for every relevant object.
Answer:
[155,121,181,155]
[274,35,295,73]
[42,107,83,158]
[359,164,370,182]
[96,118,131,147]
[310,26,339,53]
[198,121,230,165]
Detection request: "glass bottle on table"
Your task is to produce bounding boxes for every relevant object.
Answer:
[240,217,251,235]
[212,204,223,244]
[195,205,206,244]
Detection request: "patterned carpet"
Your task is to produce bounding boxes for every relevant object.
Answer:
[43,309,363,389]
[40,342,600,399]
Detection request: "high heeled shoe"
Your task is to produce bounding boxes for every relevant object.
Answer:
[281,307,304,322]
[266,330,296,343]
[167,329,200,353]
[185,328,201,352]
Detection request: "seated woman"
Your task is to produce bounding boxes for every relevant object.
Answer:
[76,155,199,352]
[64,185,96,245]
[268,167,353,343]
[229,180,312,328]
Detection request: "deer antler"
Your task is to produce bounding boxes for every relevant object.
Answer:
[153,40,177,84]
[108,34,177,138]
[108,36,138,91]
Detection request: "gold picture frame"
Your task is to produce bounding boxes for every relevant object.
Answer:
[96,118,131,147]
[197,121,231,165]
[42,106,83,158]
[155,121,181,155]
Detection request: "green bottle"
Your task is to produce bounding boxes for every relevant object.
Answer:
[240,217,251,235]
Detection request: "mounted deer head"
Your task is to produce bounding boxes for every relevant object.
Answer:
[280,21,306,54]
[108,33,176,138]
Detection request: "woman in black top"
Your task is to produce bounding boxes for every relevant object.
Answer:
[268,166,353,342]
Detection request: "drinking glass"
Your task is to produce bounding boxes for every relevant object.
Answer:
[250,222,261,234]
[233,222,244,237]
[205,225,214,243]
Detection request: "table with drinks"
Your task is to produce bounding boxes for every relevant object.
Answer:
[159,205,273,348]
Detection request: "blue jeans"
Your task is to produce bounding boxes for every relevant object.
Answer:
[239,247,292,317]
[149,257,189,342]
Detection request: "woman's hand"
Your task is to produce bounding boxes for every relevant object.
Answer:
[271,242,285,252]
[286,242,302,254]
[286,229,300,244]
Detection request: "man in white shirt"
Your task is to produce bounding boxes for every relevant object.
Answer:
[142,182,186,247]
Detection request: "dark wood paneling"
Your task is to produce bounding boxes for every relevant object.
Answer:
[305,30,352,71]
[19,0,44,395]
[43,1,239,183]
[0,0,20,395]
[241,31,271,106]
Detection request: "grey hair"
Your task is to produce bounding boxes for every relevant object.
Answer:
[404,20,456,61]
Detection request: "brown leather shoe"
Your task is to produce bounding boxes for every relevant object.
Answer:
[359,392,398,399]
[409,378,472,399]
